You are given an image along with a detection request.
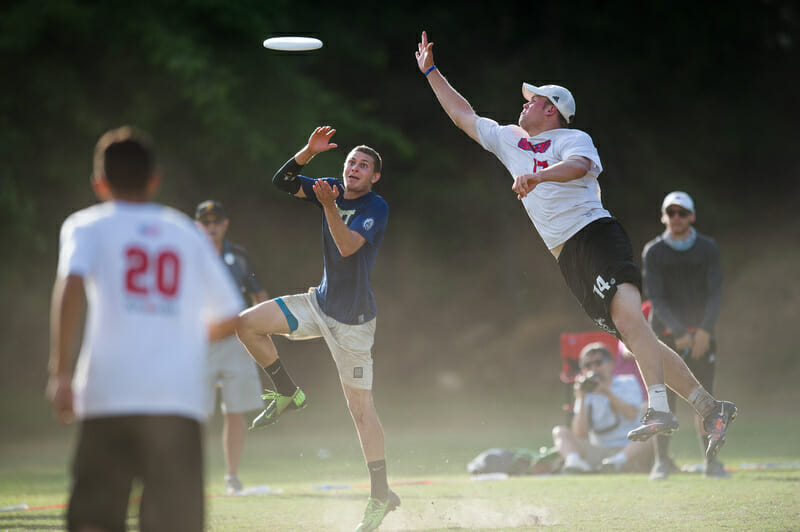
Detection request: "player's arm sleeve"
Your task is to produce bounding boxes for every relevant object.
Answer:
[273,157,305,195]
[701,239,723,332]
[643,244,686,336]
[558,132,603,177]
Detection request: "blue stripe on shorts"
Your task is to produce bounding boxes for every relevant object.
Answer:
[275,298,299,333]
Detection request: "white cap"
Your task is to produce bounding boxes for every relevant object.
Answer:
[661,191,695,213]
[522,83,576,123]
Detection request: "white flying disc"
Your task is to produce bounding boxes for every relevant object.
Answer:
[263,36,323,51]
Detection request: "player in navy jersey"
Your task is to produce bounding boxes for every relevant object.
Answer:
[236,126,398,531]
[195,200,268,495]
[415,31,736,459]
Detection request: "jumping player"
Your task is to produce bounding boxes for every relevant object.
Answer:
[235,126,398,531]
[47,126,243,531]
[415,31,736,456]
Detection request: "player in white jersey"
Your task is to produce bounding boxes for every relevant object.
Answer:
[47,126,243,532]
[415,31,736,457]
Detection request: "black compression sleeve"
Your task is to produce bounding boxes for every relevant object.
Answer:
[272,157,304,194]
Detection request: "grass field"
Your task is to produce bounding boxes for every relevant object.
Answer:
[1,385,798,531]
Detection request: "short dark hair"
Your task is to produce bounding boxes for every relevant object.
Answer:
[352,145,382,174]
[93,126,155,192]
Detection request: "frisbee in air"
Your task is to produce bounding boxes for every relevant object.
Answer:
[263,36,323,51]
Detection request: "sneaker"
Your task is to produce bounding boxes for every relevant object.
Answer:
[649,460,671,481]
[703,457,731,479]
[627,409,680,442]
[354,490,401,532]
[562,454,593,474]
[703,401,737,459]
[249,387,307,430]
[225,475,243,495]
[599,454,626,474]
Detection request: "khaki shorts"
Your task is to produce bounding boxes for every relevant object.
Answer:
[277,290,375,390]
[206,335,264,415]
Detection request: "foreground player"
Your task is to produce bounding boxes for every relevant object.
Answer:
[415,31,736,455]
[47,126,243,531]
[236,126,398,531]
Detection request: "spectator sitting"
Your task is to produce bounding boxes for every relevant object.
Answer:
[552,343,654,473]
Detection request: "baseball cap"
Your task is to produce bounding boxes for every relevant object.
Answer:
[579,342,612,367]
[661,191,695,213]
[195,200,227,220]
[522,83,576,123]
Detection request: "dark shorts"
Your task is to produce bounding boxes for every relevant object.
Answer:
[558,218,642,339]
[68,415,204,532]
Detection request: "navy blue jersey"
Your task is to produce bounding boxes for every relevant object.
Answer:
[220,240,263,307]
[299,176,388,325]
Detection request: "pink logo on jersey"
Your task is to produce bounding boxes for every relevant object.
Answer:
[517,139,551,153]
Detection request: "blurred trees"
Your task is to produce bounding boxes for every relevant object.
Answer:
[1,0,797,390]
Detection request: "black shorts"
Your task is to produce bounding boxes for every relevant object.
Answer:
[557,217,642,339]
[68,415,204,532]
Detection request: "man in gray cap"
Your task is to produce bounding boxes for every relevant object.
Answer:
[642,191,726,480]
[195,200,268,494]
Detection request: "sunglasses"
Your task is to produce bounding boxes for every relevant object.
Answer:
[666,208,691,218]
[198,218,224,226]
[581,358,607,369]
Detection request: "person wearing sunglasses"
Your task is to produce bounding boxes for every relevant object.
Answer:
[195,200,269,495]
[552,343,654,474]
[642,191,726,480]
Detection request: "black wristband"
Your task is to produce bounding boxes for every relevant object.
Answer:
[272,157,303,194]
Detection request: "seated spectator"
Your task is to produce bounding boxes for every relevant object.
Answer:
[552,343,654,473]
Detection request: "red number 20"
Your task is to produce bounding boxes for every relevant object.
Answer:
[125,247,181,297]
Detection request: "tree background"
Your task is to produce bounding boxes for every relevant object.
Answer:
[1,0,798,404]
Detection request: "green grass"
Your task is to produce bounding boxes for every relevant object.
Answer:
[1,386,798,531]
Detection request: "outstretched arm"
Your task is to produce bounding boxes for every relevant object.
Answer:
[273,126,339,199]
[416,31,480,143]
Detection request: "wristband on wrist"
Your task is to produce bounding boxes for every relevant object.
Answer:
[424,65,437,76]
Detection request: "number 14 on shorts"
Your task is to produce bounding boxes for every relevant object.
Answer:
[593,275,614,299]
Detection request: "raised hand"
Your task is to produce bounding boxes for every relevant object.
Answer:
[307,126,339,156]
[312,179,340,207]
[416,31,435,73]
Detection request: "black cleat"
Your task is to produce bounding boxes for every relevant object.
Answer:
[703,401,737,459]
[627,409,680,442]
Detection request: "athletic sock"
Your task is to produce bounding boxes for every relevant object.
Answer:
[647,384,670,412]
[263,359,297,396]
[687,386,716,418]
[654,434,672,462]
[367,459,388,501]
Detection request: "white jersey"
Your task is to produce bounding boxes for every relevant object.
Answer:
[579,374,645,448]
[476,117,610,249]
[57,201,243,421]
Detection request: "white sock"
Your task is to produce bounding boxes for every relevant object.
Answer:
[647,384,670,412]
[607,451,628,465]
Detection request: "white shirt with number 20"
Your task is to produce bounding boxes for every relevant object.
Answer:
[57,201,243,422]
